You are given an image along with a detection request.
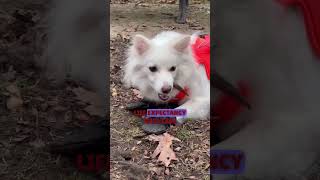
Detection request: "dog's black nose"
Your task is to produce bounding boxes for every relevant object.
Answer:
[161,85,172,94]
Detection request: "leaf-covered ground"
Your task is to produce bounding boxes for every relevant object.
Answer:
[110,2,210,179]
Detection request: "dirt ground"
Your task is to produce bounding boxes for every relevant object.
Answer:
[110,2,210,180]
[0,1,106,180]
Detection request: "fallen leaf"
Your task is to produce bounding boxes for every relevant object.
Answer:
[12,135,28,142]
[17,119,30,125]
[2,66,16,81]
[48,113,57,123]
[64,111,72,123]
[72,87,103,106]
[149,166,162,175]
[75,110,91,122]
[72,87,105,117]
[29,139,45,148]
[40,103,48,111]
[15,127,21,133]
[132,89,143,99]
[5,83,21,97]
[31,107,38,116]
[112,87,117,97]
[165,168,170,175]
[52,105,67,112]
[147,133,180,167]
[84,104,105,117]
[47,100,58,106]
[6,96,23,110]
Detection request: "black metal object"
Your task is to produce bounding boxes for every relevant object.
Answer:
[177,0,189,24]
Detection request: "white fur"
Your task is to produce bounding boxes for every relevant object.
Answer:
[124,31,210,122]
[213,0,320,179]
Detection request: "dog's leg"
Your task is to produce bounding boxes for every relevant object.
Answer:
[175,64,210,124]
[176,0,188,24]
[176,97,210,124]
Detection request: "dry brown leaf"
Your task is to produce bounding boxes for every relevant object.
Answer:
[29,139,45,148]
[5,83,21,97]
[2,66,16,81]
[52,105,67,112]
[164,168,170,175]
[76,110,91,122]
[72,87,105,117]
[64,111,72,123]
[12,135,28,142]
[40,103,48,111]
[132,89,143,99]
[146,134,162,142]
[72,87,103,106]
[112,87,117,97]
[147,133,180,167]
[6,96,23,110]
[149,166,162,175]
[84,104,105,117]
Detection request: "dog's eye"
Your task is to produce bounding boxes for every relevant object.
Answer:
[149,66,157,72]
[169,66,176,72]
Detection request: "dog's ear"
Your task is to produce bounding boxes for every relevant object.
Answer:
[174,36,191,53]
[133,34,150,55]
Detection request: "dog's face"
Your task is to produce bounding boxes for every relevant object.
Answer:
[144,53,178,101]
[124,32,194,102]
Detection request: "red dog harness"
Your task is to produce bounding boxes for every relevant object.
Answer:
[171,35,211,102]
[171,35,251,123]
[277,0,320,58]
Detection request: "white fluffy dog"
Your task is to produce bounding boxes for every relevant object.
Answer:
[123,31,210,124]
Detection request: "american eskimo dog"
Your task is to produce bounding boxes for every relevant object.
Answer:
[123,31,210,124]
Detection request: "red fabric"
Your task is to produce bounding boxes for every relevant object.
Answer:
[213,81,251,122]
[170,35,210,102]
[192,35,211,79]
[170,87,189,103]
[277,0,320,58]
